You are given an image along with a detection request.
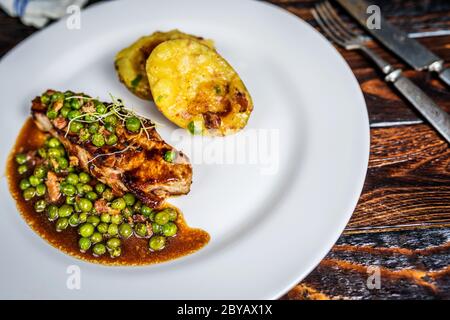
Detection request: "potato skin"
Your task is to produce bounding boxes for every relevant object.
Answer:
[146,39,253,136]
[115,30,214,100]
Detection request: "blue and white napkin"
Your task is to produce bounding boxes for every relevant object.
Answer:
[0,0,88,28]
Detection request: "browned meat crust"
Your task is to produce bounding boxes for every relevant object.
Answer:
[31,92,192,208]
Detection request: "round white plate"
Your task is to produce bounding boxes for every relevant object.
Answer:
[0,0,369,299]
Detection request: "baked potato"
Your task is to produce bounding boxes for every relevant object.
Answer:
[115,30,214,100]
[146,39,253,136]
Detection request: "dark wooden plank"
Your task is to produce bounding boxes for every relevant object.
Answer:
[285,227,450,300]
[347,124,450,231]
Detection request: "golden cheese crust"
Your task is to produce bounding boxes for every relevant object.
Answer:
[146,39,253,136]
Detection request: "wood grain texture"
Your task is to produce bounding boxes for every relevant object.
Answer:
[0,0,449,300]
[284,228,450,300]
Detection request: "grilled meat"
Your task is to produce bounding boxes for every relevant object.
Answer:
[31,90,192,208]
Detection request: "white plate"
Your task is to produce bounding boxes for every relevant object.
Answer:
[0,0,369,299]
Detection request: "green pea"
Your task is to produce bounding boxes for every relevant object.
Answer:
[110,247,122,258]
[79,129,90,142]
[93,243,106,256]
[86,215,100,227]
[51,92,64,102]
[110,214,122,225]
[29,175,42,187]
[165,208,178,221]
[86,191,98,201]
[119,223,133,239]
[41,94,50,104]
[34,165,47,179]
[133,201,142,212]
[122,207,133,218]
[23,187,36,201]
[78,237,91,252]
[106,237,121,249]
[111,198,126,211]
[100,213,111,223]
[84,114,96,122]
[148,211,155,222]
[56,217,69,231]
[79,223,95,237]
[149,236,166,251]
[105,134,118,146]
[155,211,170,225]
[187,120,202,135]
[68,110,81,120]
[66,173,79,185]
[66,196,76,205]
[123,193,136,206]
[95,103,107,114]
[163,150,176,163]
[74,202,81,213]
[78,172,90,184]
[152,223,163,235]
[102,188,114,201]
[17,165,28,174]
[60,106,71,118]
[35,184,46,197]
[134,223,148,238]
[79,212,88,223]
[57,156,69,169]
[19,178,31,190]
[37,148,47,159]
[104,123,115,133]
[61,183,77,196]
[70,99,81,110]
[69,121,84,133]
[78,198,93,212]
[91,133,105,147]
[47,205,59,221]
[162,222,178,237]
[105,114,118,126]
[141,205,152,217]
[58,204,73,218]
[47,138,61,148]
[90,232,103,244]
[125,117,141,132]
[88,122,100,134]
[69,213,80,227]
[46,108,58,120]
[34,200,46,213]
[108,223,119,236]
[15,153,27,165]
[48,147,62,158]
[97,222,109,234]
[95,183,106,194]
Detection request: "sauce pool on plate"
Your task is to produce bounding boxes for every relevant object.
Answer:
[7,118,209,266]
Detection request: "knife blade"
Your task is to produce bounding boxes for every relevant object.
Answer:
[336,0,450,86]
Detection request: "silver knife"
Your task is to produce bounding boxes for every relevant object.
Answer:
[336,0,450,86]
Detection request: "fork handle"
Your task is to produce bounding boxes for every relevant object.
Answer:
[360,46,450,144]
[390,74,450,143]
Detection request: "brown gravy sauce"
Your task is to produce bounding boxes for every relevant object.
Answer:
[7,118,210,266]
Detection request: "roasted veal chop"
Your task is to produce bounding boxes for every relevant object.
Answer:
[31,90,192,208]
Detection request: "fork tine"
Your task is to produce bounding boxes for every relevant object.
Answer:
[323,1,360,38]
[316,2,353,42]
[311,8,346,47]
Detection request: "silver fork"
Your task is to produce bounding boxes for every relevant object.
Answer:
[312,1,450,144]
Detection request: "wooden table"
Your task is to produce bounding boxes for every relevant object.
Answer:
[1,0,449,300]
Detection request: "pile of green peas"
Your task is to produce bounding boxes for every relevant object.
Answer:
[40,90,142,148]
[16,135,179,258]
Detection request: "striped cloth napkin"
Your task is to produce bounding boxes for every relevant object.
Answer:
[0,0,88,28]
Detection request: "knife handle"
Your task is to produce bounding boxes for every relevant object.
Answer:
[438,68,450,87]
[390,73,450,143]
